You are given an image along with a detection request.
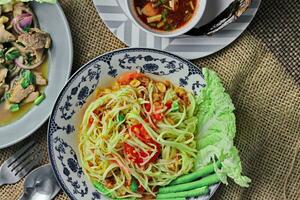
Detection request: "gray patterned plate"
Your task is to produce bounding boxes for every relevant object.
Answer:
[93,0,260,60]
[48,48,218,200]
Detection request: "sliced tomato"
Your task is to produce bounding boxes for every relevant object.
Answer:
[88,117,94,126]
[88,109,103,126]
[124,142,160,165]
[140,151,148,158]
[144,103,151,112]
[137,183,145,192]
[124,143,143,164]
[127,124,161,164]
[131,124,151,144]
[117,72,145,85]
[148,142,161,163]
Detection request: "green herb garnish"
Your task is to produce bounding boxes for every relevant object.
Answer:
[162,9,168,21]
[117,114,125,122]
[5,50,20,61]
[130,178,138,192]
[10,104,20,112]
[164,24,171,31]
[27,53,33,66]
[21,70,35,89]
[23,25,31,33]
[21,78,30,89]
[0,49,4,58]
[4,92,11,100]
[34,93,45,105]
[171,101,179,112]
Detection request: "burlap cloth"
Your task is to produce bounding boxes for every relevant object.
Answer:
[1,0,299,199]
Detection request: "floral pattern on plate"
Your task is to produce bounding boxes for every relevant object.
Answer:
[48,48,218,200]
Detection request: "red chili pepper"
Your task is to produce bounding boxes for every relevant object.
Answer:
[124,143,143,164]
[131,124,152,144]
[165,100,172,110]
[152,113,164,121]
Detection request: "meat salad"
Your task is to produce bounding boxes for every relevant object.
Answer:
[0,2,51,125]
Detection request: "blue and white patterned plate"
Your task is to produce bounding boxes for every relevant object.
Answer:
[48,48,218,200]
[93,0,261,60]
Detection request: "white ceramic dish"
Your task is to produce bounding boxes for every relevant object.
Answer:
[48,48,219,200]
[93,0,261,59]
[0,2,73,149]
[125,0,207,37]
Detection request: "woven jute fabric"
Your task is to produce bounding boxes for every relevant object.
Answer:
[1,0,299,199]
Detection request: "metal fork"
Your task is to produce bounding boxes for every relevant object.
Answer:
[0,141,41,186]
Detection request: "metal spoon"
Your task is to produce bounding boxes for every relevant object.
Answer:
[19,164,60,200]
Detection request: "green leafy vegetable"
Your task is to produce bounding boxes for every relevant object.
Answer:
[21,70,35,88]
[5,49,20,61]
[161,9,168,21]
[21,78,30,89]
[195,68,251,187]
[130,178,138,192]
[4,92,11,100]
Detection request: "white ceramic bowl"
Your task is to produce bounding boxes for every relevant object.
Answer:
[48,48,219,200]
[125,0,207,38]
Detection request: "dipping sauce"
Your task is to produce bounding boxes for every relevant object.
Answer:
[134,0,198,31]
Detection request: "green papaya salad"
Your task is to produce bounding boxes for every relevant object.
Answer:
[78,68,250,199]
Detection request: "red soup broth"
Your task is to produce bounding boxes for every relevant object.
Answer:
[134,0,198,31]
